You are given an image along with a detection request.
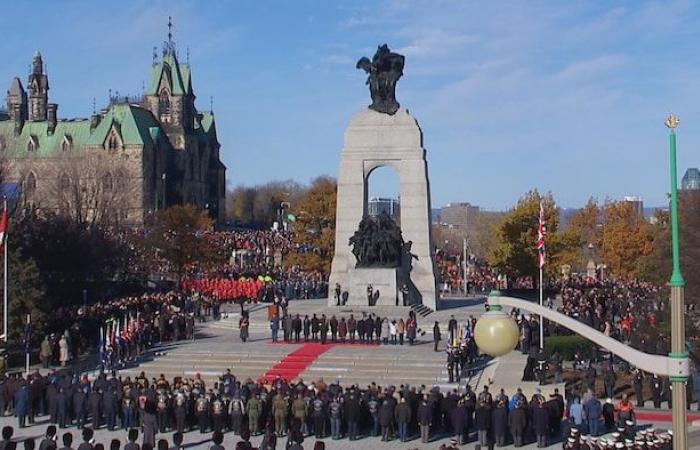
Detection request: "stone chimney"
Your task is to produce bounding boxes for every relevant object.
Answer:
[12,103,24,135]
[47,103,57,134]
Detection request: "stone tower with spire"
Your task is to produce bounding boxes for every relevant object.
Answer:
[144,17,196,149]
[27,51,49,122]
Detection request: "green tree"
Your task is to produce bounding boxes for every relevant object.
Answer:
[0,250,44,343]
[144,205,222,282]
[285,177,337,272]
[488,190,578,282]
[12,211,130,308]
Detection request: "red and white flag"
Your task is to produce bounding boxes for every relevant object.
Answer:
[0,207,8,250]
[537,202,546,268]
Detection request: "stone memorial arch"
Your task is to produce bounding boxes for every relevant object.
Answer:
[328,44,438,310]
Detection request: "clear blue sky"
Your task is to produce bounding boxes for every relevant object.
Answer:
[1,0,699,210]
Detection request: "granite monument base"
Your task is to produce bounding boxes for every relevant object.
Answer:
[345,267,399,307]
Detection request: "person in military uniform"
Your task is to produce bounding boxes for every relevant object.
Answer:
[534,350,549,386]
[447,347,457,384]
[272,392,288,437]
[329,394,342,439]
[210,392,225,434]
[229,394,244,435]
[492,389,508,447]
[291,393,307,436]
[312,394,326,438]
[651,374,662,408]
[156,389,170,433]
[319,315,329,345]
[173,392,187,434]
[632,369,644,407]
[246,393,261,436]
[195,393,209,433]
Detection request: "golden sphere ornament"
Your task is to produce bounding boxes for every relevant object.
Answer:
[474,309,519,357]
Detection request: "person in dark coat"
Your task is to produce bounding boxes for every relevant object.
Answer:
[475,394,492,447]
[15,385,29,428]
[378,398,395,441]
[417,397,432,443]
[343,392,360,440]
[450,399,467,445]
[46,383,58,425]
[394,397,411,442]
[102,388,117,431]
[73,388,87,429]
[533,402,549,448]
[141,401,158,448]
[433,322,441,352]
[492,390,509,447]
[509,400,527,447]
[374,316,382,344]
[89,389,102,429]
[56,388,68,429]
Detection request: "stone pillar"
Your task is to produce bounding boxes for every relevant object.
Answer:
[329,108,438,310]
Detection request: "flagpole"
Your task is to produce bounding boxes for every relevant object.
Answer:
[3,198,7,344]
[25,314,30,377]
[539,265,544,350]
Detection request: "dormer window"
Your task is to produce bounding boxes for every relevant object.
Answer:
[62,135,72,152]
[108,136,119,150]
[105,127,122,151]
[27,136,38,152]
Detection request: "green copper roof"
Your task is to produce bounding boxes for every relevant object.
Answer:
[0,103,164,157]
[147,53,190,96]
[89,103,162,146]
[0,119,92,157]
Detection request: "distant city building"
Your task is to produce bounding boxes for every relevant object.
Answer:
[439,202,480,229]
[623,196,644,217]
[368,196,400,219]
[682,168,700,191]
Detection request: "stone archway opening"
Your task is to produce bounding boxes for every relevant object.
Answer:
[365,165,401,226]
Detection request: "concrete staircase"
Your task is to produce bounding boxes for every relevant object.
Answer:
[117,347,293,384]
[299,345,452,389]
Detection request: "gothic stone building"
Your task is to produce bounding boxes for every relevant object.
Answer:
[0,49,226,225]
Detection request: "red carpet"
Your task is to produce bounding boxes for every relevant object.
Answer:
[635,410,700,423]
[262,343,334,382]
[261,342,377,382]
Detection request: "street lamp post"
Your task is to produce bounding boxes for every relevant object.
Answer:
[665,114,687,450]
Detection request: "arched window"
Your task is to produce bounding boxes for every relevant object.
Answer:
[158,90,171,120]
[114,169,127,189]
[24,172,37,196]
[59,173,70,190]
[27,139,36,152]
[107,134,119,151]
[103,172,113,192]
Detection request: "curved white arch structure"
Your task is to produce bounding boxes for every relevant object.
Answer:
[490,294,689,378]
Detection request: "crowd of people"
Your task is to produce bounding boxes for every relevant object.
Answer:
[35,292,220,370]
[266,312,420,346]
[0,367,676,449]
